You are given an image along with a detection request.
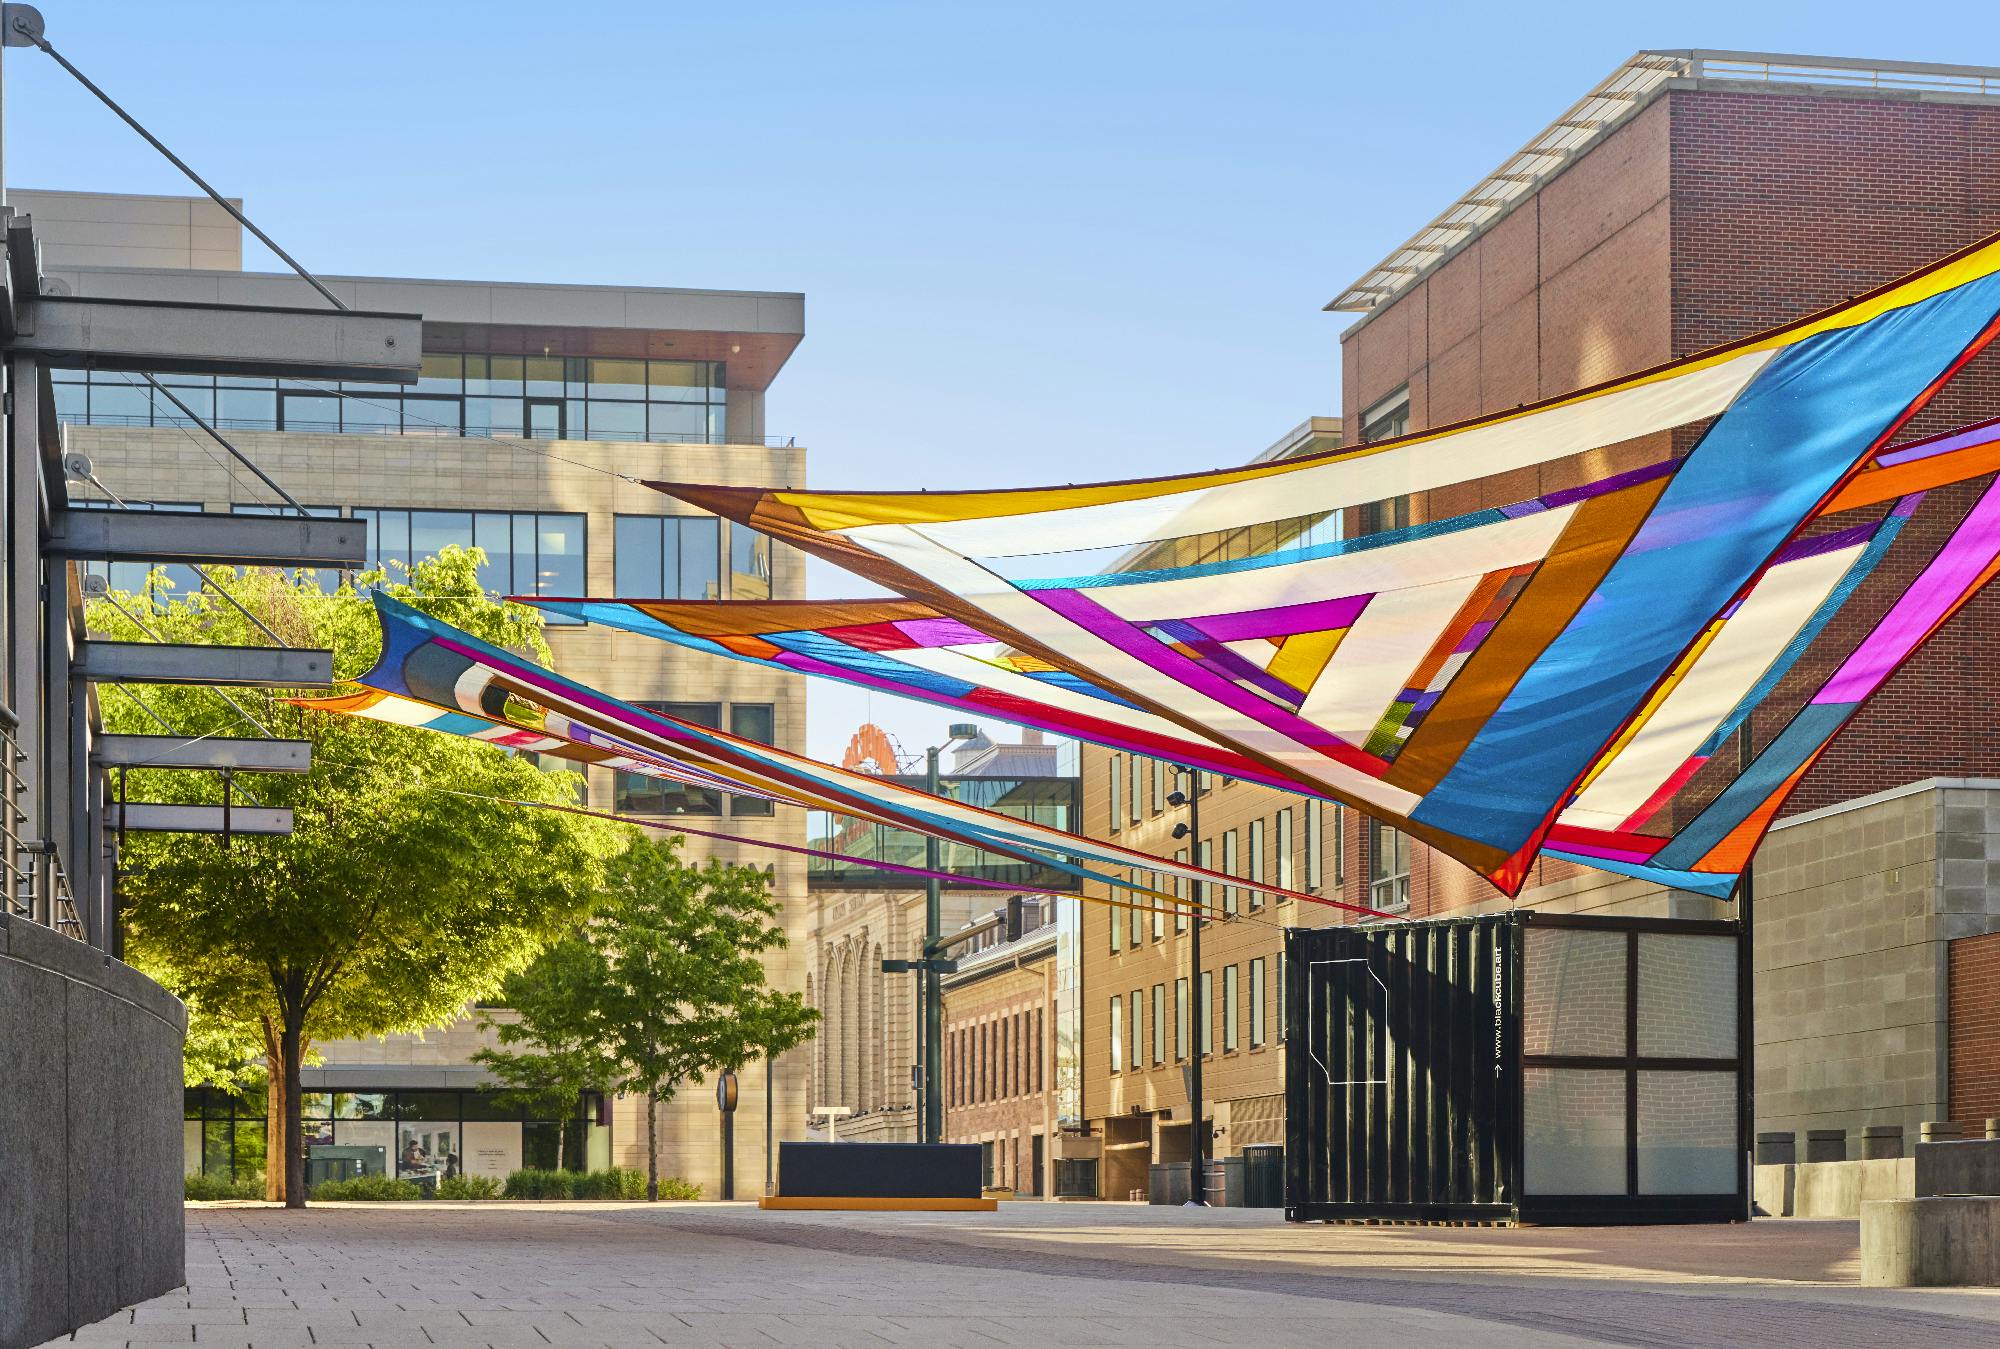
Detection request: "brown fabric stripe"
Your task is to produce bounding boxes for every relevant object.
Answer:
[1385,477,1671,795]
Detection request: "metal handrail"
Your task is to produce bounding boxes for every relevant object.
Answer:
[57,410,795,448]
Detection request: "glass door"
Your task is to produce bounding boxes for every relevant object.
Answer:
[526,398,564,440]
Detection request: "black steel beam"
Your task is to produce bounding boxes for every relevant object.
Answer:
[48,509,366,568]
[116,803,293,835]
[94,734,311,773]
[14,294,419,382]
[77,641,332,688]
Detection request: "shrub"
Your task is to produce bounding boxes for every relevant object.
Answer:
[648,1174,701,1202]
[502,1167,572,1200]
[436,1173,504,1200]
[184,1172,264,1201]
[310,1174,423,1202]
[572,1167,655,1200]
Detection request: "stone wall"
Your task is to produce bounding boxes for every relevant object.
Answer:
[0,914,187,1349]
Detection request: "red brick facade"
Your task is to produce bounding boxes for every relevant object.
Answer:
[1339,85,2000,916]
[1949,930,2000,1132]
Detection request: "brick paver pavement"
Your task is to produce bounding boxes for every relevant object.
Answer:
[41,1201,2000,1347]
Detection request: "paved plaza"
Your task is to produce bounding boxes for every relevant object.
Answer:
[40,1201,2000,1347]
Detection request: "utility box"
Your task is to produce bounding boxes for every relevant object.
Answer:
[1284,911,1745,1226]
[1241,1144,1284,1208]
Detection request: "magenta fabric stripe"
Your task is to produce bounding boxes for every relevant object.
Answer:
[1032,587,1375,763]
[1816,477,2000,703]
[892,616,992,648]
[1176,592,1373,643]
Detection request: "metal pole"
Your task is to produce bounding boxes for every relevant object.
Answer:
[1187,772,1207,1204]
[923,745,944,1146]
[764,1054,775,1198]
[913,941,927,1138]
[1736,723,1756,1220]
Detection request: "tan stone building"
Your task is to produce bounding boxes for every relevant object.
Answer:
[32,187,811,1196]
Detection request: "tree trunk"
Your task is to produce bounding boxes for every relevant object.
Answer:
[281,1014,306,1208]
[646,1092,659,1202]
[556,1113,568,1174]
[262,1017,285,1203]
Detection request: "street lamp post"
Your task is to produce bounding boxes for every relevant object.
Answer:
[924,744,944,1145]
[1168,770,1207,1206]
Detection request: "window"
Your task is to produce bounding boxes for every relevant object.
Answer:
[1246,818,1266,909]
[1277,951,1287,1041]
[1275,809,1294,892]
[1150,759,1164,815]
[1222,830,1239,916]
[55,358,734,445]
[1109,889,1122,954]
[1199,970,1213,1056]
[1249,958,1266,1048]
[1223,965,1239,1052]
[1129,756,1142,825]
[1159,859,1174,940]
[614,514,722,600]
[1369,819,1411,911]
[614,703,721,815]
[1305,799,1323,892]
[1174,978,1189,1061]
[355,508,584,619]
[1358,388,1412,532]
[728,704,776,815]
[1129,990,1143,1074]
[729,523,772,600]
[1151,984,1165,1065]
[1108,757,1122,834]
[1175,848,1191,934]
[1194,840,1212,930]
[1127,884,1142,949]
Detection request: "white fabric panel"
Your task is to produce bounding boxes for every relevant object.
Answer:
[1081,504,1576,626]
[850,349,1771,559]
[1560,541,1864,831]
[1297,574,1485,745]
[857,523,1424,814]
[892,646,1230,751]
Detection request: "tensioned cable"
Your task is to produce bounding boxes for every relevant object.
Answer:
[10,17,348,311]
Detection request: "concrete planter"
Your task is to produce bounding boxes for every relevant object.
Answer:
[1862,1197,2000,1286]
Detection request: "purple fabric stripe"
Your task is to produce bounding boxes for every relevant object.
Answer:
[1175,592,1372,643]
[1152,621,1307,707]
[1875,418,2000,466]
[1770,521,1877,566]
[1540,456,1678,511]
[894,616,991,648]
[1816,477,2000,703]
[1033,587,1364,758]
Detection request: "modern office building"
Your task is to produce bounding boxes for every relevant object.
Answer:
[1081,52,2000,1190]
[27,187,811,1195]
[802,723,1078,1151]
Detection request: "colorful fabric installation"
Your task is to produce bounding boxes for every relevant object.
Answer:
[296,595,1399,919]
[631,233,2000,897]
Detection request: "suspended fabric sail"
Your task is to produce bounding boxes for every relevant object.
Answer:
[296,595,1397,919]
[645,234,2000,894]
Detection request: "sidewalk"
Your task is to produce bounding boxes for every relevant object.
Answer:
[43,1201,2000,1348]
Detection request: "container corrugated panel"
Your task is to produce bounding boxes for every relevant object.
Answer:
[1284,910,1746,1226]
[1285,915,1519,1223]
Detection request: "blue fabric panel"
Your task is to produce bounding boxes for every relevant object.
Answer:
[1412,273,2000,854]
[1543,849,1742,899]
[1651,700,1854,869]
[763,631,983,699]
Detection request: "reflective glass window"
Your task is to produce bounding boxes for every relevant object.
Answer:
[339,396,399,433]
[535,514,585,597]
[615,702,722,815]
[648,402,707,442]
[679,517,721,599]
[730,525,771,600]
[464,396,523,438]
[416,353,463,392]
[90,382,153,424]
[216,386,276,428]
[401,395,462,436]
[280,394,340,432]
[523,357,565,396]
[588,359,647,399]
[1523,1068,1626,1196]
[616,516,666,595]
[1637,1072,1737,1194]
[729,704,776,816]
[1523,928,1628,1059]
[585,400,645,442]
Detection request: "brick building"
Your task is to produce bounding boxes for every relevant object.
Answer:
[1081,51,2000,1182]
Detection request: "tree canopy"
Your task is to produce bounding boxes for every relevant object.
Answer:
[106,549,619,1204]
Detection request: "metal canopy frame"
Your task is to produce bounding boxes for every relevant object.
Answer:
[47,508,367,569]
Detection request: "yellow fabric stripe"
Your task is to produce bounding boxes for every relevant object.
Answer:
[772,233,2000,533]
[1266,626,1350,695]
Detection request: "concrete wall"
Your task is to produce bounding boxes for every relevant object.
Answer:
[1755,780,2000,1141]
[0,914,187,1349]
[11,188,243,271]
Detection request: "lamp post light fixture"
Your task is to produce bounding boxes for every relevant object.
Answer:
[1166,772,1208,1206]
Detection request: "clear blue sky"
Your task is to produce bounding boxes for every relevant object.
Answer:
[8,2,1997,762]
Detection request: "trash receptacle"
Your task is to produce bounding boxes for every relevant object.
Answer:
[1241,1144,1284,1208]
[1148,1161,1191,1205]
[1204,1156,1244,1206]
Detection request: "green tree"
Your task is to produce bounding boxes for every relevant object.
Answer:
[106,549,618,1207]
[590,834,816,1201]
[471,935,617,1169]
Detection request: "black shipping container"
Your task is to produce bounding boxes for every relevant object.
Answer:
[1284,911,1745,1226]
